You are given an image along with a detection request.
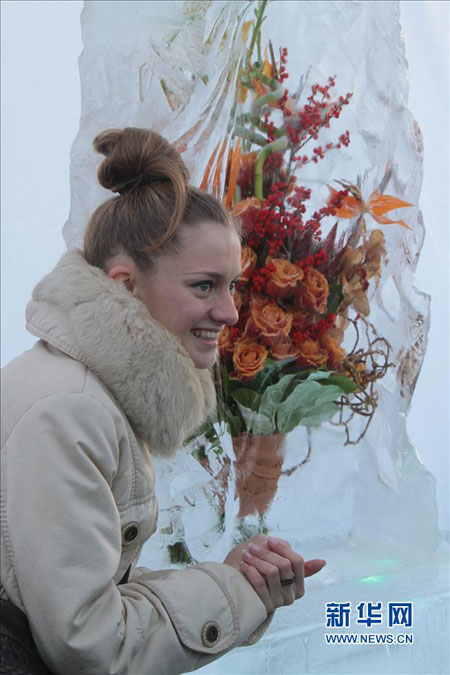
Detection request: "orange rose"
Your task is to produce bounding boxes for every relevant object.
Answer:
[218,326,235,357]
[297,268,329,314]
[296,337,328,368]
[231,197,265,236]
[270,335,300,361]
[265,258,303,299]
[239,246,257,283]
[248,293,266,310]
[249,300,293,347]
[291,309,311,332]
[231,338,268,381]
[319,333,346,370]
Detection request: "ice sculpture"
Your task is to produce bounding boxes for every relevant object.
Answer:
[63,0,253,248]
[65,2,448,672]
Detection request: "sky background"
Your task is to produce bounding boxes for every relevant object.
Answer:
[1,0,448,531]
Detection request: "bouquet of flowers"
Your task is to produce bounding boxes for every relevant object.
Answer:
[193,0,412,523]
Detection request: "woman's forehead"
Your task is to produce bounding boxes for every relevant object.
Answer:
[180,220,238,244]
[179,222,240,257]
[157,222,241,278]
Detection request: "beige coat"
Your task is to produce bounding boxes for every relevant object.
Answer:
[0,249,269,675]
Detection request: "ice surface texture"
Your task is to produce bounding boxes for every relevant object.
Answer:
[65,0,437,564]
[64,2,448,672]
[63,0,252,247]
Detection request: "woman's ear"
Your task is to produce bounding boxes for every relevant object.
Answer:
[107,265,134,293]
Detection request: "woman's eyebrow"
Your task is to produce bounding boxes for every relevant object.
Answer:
[185,271,242,280]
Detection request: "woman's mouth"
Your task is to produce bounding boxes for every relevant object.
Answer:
[191,329,220,346]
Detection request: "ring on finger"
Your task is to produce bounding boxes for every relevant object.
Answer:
[280,573,296,587]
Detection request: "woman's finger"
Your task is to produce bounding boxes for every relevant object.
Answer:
[242,549,293,606]
[240,561,273,612]
[304,558,327,577]
[265,539,326,578]
[247,542,294,581]
[262,536,291,549]
[266,538,305,599]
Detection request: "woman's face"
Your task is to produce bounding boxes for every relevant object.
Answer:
[133,221,242,369]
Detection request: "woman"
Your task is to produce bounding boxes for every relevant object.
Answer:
[1,127,326,674]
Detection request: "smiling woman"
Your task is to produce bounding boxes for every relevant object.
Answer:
[0,126,326,675]
[106,221,242,369]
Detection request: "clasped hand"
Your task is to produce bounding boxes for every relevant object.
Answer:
[223,534,326,614]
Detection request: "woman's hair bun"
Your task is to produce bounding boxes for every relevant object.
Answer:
[84,126,235,270]
[93,129,123,158]
[93,127,190,195]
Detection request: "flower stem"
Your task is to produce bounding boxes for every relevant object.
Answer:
[250,115,285,138]
[250,74,285,117]
[254,136,288,199]
[234,124,267,146]
[247,0,268,65]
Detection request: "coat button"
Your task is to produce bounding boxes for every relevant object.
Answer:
[201,621,220,647]
[122,522,140,543]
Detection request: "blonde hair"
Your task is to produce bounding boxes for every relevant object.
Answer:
[83,127,237,270]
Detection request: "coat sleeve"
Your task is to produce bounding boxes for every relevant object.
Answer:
[1,393,269,675]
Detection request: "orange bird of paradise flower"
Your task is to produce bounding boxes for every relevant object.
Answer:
[327,181,413,230]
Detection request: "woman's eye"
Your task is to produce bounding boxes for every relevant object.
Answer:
[194,280,237,295]
[195,281,212,293]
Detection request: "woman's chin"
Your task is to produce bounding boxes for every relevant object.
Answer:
[189,348,218,370]
[192,355,217,370]
[185,334,219,369]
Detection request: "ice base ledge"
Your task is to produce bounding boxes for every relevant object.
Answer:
[191,537,449,674]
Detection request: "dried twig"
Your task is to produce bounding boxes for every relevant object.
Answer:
[330,315,394,444]
[281,427,313,476]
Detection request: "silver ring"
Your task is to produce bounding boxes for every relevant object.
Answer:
[280,574,296,587]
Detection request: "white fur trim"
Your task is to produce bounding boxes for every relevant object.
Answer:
[26,249,216,456]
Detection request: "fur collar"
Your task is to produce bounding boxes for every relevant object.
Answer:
[25,249,216,456]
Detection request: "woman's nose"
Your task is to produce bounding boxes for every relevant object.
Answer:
[210,291,239,326]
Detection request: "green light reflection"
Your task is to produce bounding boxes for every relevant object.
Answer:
[358,575,387,584]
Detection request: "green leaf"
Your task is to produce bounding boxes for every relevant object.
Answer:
[217,396,245,437]
[296,400,340,427]
[327,281,344,314]
[250,357,298,392]
[259,374,298,422]
[320,376,357,394]
[276,381,343,433]
[303,371,357,394]
[231,388,262,412]
[228,413,244,437]
[169,541,195,565]
[235,401,274,435]
[303,371,332,382]
[250,412,275,435]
